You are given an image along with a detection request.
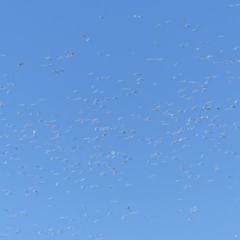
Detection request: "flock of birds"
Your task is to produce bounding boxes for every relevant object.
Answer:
[0,4,240,240]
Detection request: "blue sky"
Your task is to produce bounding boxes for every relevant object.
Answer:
[0,0,240,239]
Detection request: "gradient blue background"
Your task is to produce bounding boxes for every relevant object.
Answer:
[0,0,240,239]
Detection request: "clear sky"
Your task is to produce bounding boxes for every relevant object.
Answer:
[0,0,240,239]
